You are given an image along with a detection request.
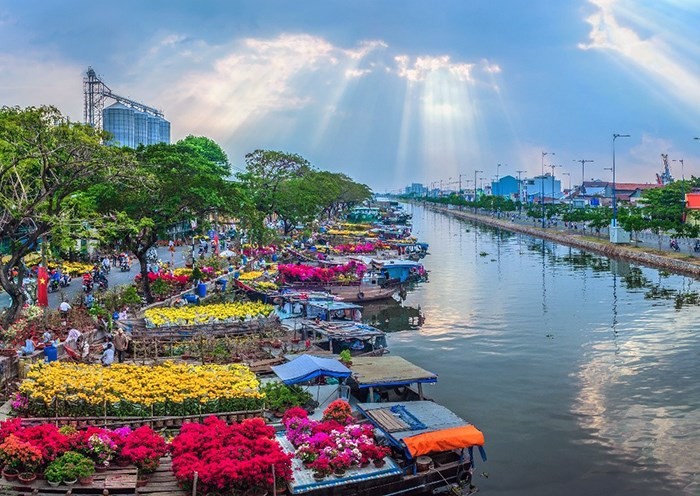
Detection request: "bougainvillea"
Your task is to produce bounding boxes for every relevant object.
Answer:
[171,416,292,494]
[278,261,366,284]
[121,426,168,473]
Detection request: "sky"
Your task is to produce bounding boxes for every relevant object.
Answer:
[1,0,700,193]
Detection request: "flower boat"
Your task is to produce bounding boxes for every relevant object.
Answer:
[270,355,486,496]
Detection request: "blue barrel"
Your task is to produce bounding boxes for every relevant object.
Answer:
[197,282,207,297]
[233,270,240,279]
[219,280,227,292]
[44,344,58,363]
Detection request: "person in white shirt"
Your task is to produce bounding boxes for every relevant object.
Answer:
[101,342,115,366]
[59,301,71,318]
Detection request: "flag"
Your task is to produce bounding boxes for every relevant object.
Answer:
[37,266,49,307]
[214,233,219,255]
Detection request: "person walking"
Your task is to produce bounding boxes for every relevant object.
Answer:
[59,301,71,319]
[113,328,129,363]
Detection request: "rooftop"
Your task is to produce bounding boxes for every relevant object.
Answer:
[350,356,438,388]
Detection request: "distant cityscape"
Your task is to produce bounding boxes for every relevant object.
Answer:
[402,172,668,209]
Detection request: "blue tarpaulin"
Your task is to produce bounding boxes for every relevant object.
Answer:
[271,355,352,385]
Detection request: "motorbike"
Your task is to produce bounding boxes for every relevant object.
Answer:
[82,279,93,293]
[120,261,131,272]
[48,279,60,293]
[694,240,700,253]
[670,239,680,252]
[60,274,71,287]
[95,275,109,291]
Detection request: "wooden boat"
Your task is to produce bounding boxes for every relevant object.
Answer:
[289,280,398,302]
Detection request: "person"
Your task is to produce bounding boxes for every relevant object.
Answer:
[65,328,82,348]
[77,335,90,361]
[85,293,95,309]
[101,342,115,366]
[118,307,128,320]
[113,328,129,363]
[42,330,53,344]
[101,256,111,272]
[21,337,36,355]
[59,301,71,318]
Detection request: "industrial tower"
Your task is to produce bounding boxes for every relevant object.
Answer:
[83,67,164,130]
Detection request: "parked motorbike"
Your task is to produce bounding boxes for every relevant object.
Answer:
[48,279,60,293]
[670,239,680,252]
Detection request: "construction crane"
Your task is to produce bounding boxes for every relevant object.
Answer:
[657,154,674,185]
[83,67,163,129]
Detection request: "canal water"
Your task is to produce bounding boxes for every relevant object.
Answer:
[375,203,699,495]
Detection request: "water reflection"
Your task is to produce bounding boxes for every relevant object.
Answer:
[390,203,700,495]
[363,299,424,332]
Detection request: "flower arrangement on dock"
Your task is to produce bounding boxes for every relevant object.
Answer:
[17,361,263,418]
[144,301,275,327]
[171,416,292,494]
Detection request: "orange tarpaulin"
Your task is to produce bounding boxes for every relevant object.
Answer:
[403,425,485,458]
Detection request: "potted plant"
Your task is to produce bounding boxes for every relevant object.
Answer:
[86,432,117,471]
[43,462,64,487]
[322,399,352,424]
[309,456,331,481]
[0,434,42,482]
[338,349,353,367]
[121,426,167,480]
[45,452,94,486]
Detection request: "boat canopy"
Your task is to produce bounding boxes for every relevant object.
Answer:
[357,401,485,459]
[349,356,437,389]
[301,320,385,340]
[271,354,351,385]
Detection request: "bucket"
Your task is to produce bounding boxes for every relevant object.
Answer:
[416,456,432,472]
[197,282,207,298]
[43,344,58,363]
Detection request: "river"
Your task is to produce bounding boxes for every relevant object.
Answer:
[371,203,699,495]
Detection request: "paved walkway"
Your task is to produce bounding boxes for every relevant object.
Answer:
[0,245,190,310]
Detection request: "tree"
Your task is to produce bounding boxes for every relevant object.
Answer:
[0,106,120,325]
[236,150,311,244]
[90,137,234,303]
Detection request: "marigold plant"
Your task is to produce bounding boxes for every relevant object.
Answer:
[144,301,274,327]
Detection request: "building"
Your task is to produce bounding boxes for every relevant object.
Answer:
[572,181,661,208]
[524,174,561,203]
[490,175,520,198]
[404,183,427,196]
[103,102,170,148]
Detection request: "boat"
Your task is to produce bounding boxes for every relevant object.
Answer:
[272,354,486,496]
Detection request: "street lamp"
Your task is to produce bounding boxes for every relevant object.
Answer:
[516,170,527,212]
[496,163,505,197]
[473,169,483,213]
[573,159,593,191]
[541,152,554,227]
[673,159,686,207]
[612,134,630,227]
[548,164,561,206]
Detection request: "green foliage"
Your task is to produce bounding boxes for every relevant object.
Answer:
[45,452,95,481]
[261,382,313,412]
[339,349,352,363]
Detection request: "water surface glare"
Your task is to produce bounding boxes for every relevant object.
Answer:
[389,204,699,495]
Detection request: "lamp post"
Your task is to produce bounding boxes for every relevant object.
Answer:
[573,159,593,191]
[473,169,483,212]
[672,159,686,208]
[516,170,526,212]
[541,152,554,227]
[496,163,505,197]
[612,133,630,227]
[548,164,561,207]
[562,172,571,209]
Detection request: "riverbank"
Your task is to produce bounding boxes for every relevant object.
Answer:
[422,203,700,279]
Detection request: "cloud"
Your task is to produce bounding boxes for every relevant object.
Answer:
[0,54,83,120]
[579,0,700,116]
[394,55,474,83]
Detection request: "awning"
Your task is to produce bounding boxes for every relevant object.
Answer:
[271,354,351,385]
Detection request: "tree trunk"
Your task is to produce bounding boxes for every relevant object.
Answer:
[136,252,154,303]
[0,263,27,327]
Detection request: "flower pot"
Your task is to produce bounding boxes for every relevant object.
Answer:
[136,476,149,488]
[2,467,19,481]
[64,478,77,485]
[165,419,174,427]
[47,479,61,487]
[373,459,386,468]
[115,458,131,467]
[312,472,325,482]
[154,420,164,428]
[333,469,346,478]
[79,475,94,485]
[18,472,36,485]
[96,464,108,472]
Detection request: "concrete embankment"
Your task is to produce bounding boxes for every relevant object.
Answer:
[424,204,700,279]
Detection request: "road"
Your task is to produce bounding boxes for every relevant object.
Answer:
[0,245,190,310]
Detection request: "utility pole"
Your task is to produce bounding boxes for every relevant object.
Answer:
[573,159,594,191]
[516,170,526,211]
[473,170,483,212]
[541,152,554,227]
